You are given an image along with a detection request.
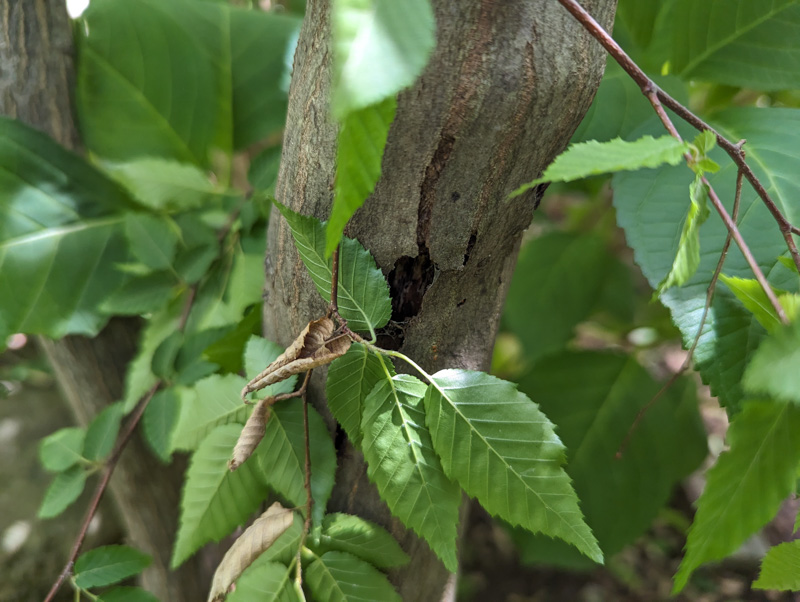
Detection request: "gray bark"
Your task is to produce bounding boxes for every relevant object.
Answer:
[265,1,616,600]
[0,2,206,599]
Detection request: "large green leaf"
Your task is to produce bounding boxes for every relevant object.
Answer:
[612,109,800,410]
[517,352,706,563]
[674,401,800,592]
[326,343,388,446]
[255,399,337,527]
[172,424,269,568]
[331,0,435,118]
[0,117,136,342]
[226,558,298,602]
[669,0,800,91]
[743,320,800,405]
[326,97,396,256]
[74,545,152,589]
[77,0,299,164]
[754,540,800,591]
[424,369,602,563]
[315,513,409,569]
[504,231,613,363]
[361,371,460,571]
[305,551,401,602]
[275,204,391,335]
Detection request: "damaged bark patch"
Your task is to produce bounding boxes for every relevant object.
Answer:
[388,250,435,323]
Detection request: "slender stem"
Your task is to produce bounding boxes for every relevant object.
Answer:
[330,245,340,314]
[556,0,800,283]
[295,370,314,588]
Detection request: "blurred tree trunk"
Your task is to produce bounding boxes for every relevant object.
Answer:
[264,0,617,600]
[0,2,207,599]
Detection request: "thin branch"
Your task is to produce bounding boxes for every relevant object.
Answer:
[330,245,340,315]
[295,370,314,588]
[617,167,745,457]
[556,0,800,276]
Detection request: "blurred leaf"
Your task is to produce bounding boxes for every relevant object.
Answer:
[99,271,177,316]
[743,320,800,405]
[305,551,401,602]
[83,402,124,462]
[674,401,800,592]
[143,389,179,463]
[248,145,282,192]
[39,466,88,519]
[203,305,262,373]
[39,427,86,473]
[719,275,785,333]
[74,545,151,589]
[98,587,160,602]
[753,540,800,590]
[151,331,184,380]
[172,424,269,568]
[316,513,409,569]
[123,214,179,271]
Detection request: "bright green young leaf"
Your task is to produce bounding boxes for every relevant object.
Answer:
[424,369,602,563]
[39,427,86,473]
[326,343,388,446]
[143,389,179,463]
[743,321,800,405]
[0,117,136,342]
[74,545,152,589]
[719,275,786,333]
[316,513,409,569]
[255,399,336,528]
[510,136,688,198]
[97,586,160,602]
[305,551,401,602]
[38,466,88,519]
[361,371,461,571]
[612,108,800,410]
[172,424,269,568]
[658,174,710,292]
[226,559,298,602]
[753,540,800,591]
[504,231,613,362]
[171,373,249,451]
[124,213,179,271]
[517,352,707,564]
[244,336,298,395]
[99,271,178,316]
[275,204,392,334]
[669,0,800,91]
[674,401,800,592]
[326,97,396,256]
[331,0,435,119]
[83,403,124,462]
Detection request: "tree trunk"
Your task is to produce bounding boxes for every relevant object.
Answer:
[265,0,616,600]
[0,2,206,599]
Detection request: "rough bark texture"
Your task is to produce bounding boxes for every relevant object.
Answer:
[264,1,616,600]
[0,2,206,599]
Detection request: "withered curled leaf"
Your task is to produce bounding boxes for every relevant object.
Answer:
[229,397,273,471]
[241,316,351,399]
[207,502,296,602]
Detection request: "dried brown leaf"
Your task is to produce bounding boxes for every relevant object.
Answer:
[207,502,296,602]
[241,317,351,398]
[229,397,273,471]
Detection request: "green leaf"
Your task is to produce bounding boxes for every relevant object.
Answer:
[305,551,401,602]
[172,424,269,568]
[518,352,707,563]
[143,389,179,463]
[38,466,88,519]
[226,559,298,602]
[719,275,785,333]
[361,371,460,571]
[98,586,160,602]
[743,321,800,405]
[669,0,800,91]
[39,427,86,473]
[83,402,124,462]
[326,343,388,446]
[754,540,800,591]
[316,513,409,570]
[248,146,282,193]
[74,545,152,589]
[275,204,391,334]
[171,373,249,452]
[124,213,179,271]
[326,97,396,256]
[331,0,435,118]
[674,401,800,592]
[203,305,262,374]
[255,399,336,527]
[424,369,602,563]
[510,136,688,197]
[99,271,178,316]
[98,587,160,602]
[0,117,135,340]
[657,174,710,292]
[504,231,613,362]
[612,108,800,410]
[244,336,298,395]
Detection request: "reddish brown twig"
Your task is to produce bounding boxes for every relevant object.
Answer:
[330,245,341,315]
[294,370,314,587]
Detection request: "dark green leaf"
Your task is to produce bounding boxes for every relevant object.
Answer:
[248,146,282,193]
[305,551,401,602]
[38,466,88,519]
[143,389,179,463]
[39,427,86,473]
[74,545,152,589]
[83,402,124,462]
[151,331,184,380]
[203,306,262,373]
[316,513,409,569]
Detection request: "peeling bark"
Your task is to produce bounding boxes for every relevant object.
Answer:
[264,1,617,600]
